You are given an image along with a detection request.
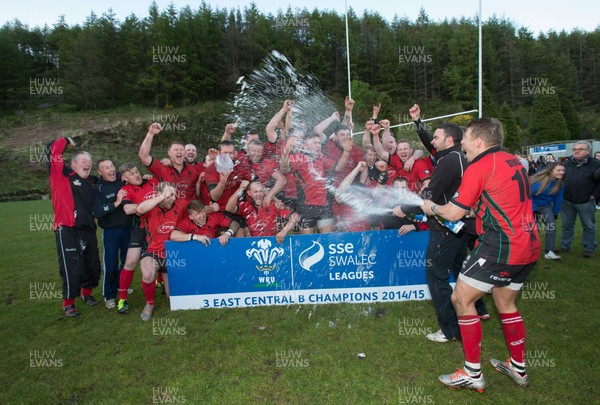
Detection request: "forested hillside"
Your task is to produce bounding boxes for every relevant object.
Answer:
[0,2,598,199]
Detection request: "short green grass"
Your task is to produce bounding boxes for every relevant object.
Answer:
[1,200,598,404]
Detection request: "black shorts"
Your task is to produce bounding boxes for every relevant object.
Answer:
[280,196,298,211]
[128,228,147,249]
[297,204,334,229]
[222,210,247,228]
[141,251,168,273]
[459,254,536,293]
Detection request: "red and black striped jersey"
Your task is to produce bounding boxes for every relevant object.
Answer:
[451,148,541,265]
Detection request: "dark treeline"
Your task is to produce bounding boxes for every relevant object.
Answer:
[1,2,599,144]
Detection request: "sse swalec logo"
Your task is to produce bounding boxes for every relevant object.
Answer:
[298,241,325,272]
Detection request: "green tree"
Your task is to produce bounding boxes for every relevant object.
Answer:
[528,90,569,143]
[349,79,392,125]
[482,85,499,118]
[442,20,478,109]
[558,95,581,140]
[61,20,111,110]
[0,30,29,113]
[499,103,522,151]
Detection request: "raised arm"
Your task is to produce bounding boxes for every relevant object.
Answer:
[362,120,374,147]
[136,187,172,215]
[220,123,237,143]
[342,96,355,129]
[195,170,205,199]
[359,166,369,184]
[379,119,395,154]
[276,212,301,244]
[139,123,162,167]
[225,180,249,213]
[279,137,296,174]
[284,100,295,135]
[410,104,435,155]
[336,161,367,203]
[313,112,340,143]
[264,171,286,206]
[371,103,381,122]
[266,100,293,143]
[371,123,390,162]
[209,170,231,202]
[334,137,355,173]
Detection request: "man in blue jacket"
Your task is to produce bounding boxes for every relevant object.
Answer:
[93,159,132,308]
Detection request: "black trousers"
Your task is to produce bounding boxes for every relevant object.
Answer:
[426,230,469,340]
[55,227,101,300]
[426,230,488,340]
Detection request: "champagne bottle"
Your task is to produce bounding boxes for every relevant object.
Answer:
[407,212,465,234]
[407,213,428,222]
[437,216,465,234]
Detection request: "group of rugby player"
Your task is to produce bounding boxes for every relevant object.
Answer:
[48,97,541,393]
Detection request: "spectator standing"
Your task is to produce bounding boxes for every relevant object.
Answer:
[556,141,600,258]
[530,163,566,260]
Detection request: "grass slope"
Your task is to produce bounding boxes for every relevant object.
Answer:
[1,200,598,404]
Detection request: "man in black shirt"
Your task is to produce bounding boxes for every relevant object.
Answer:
[409,104,489,343]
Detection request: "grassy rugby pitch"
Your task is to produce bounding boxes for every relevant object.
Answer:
[1,200,598,404]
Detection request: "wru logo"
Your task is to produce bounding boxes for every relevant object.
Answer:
[246,239,284,273]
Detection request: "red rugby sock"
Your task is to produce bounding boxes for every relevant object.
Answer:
[458,315,482,374]
[500,312,526,366]
[142,281,156,306]
[118,269,135,300]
